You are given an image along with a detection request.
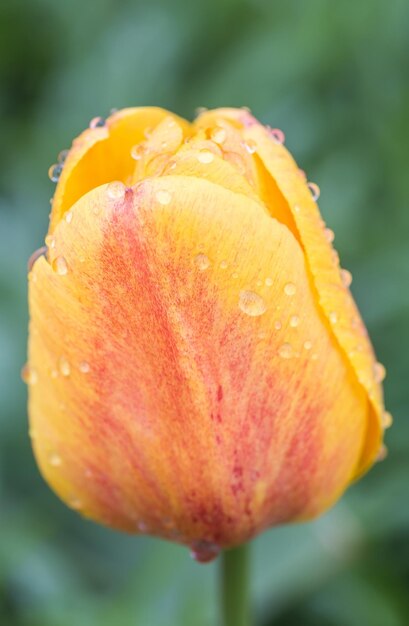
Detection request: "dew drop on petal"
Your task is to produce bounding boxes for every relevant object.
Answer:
[48,163,63,183]
[49,453,62,467]
[244,139,257,154]
[231,272,239,279]
[268,128,285,144]
[284,282,296,296]
[197,150,215,164]
[79,360,90,374]
[155,189,172,205]
[194,253,210,271]
[53,256,68,276]
[195,106,208,116]
[274,320,282,330]
[324,227,335,243]
[65,210,73,224]
[341,268,353,288]
[89,116,105,129]
[131,144,143,160]
[239,290,267,317]
[69,497,83,510]
[374,361,386,383]
[58,149,69,163]
[59,356,71,377]
[290,315,300,327]
[382,411,393,429]
[107,181,126,200]
[304,340,313,350]
[265,277,273,287]
[21,364,38,385]
[45,234,56,249]
[307,182,320,201]
[220,260,228,269]
[211,127,227,145]
[190,540,220,563]
[278,343,293,359]
[376,444,388,462]
[329,311,338,324]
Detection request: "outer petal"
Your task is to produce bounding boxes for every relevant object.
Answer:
[28,176,368,550]
[49,107,191,232]
[196,108,384,476]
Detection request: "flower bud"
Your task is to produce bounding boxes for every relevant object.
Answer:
[26,107,388,561]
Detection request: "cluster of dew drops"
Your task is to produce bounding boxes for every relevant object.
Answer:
[25,109,392,465]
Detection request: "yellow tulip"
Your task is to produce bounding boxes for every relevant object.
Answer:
[26,107,389,562]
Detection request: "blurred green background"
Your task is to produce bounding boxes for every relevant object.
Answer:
[1,0,408,624]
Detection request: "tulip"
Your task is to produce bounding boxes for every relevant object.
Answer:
[26,107,389,563]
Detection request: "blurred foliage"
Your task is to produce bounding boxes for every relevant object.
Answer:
[1,0,408,624]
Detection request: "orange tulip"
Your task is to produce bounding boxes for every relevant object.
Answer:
[26,107,390,562]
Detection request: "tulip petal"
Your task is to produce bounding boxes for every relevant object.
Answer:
[29,175,369,548]
[196,108,383,476]
[49,107,191,232]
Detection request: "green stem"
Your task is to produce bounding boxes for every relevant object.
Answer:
[220,543,251,626]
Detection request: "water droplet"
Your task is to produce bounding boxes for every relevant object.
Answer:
[298,169,307,180]
[376,444,388,462]
[194,253,210,271]
[232,272,239,279]
[53,256,68,276]
[329,311,338,324]
[265,277,273,287]
[304,340,313,350]
[374,362,386,383]
[190,540,220,563]
[197,150,215,164]
[45,234,56,249]
[284,282,296,296]
[49,452,62,467]
[220,260,228,269]
[69,497,83,510]
[59,356,71,377]
[89,116,105,129]
[155,189,172,205]
[311,353,319,361]
[50,368,58,379]
[28,246,47,271]
[79,360,90,374]
[48,163,62,183]
[308,182,320,201]
[289,315,299,327]
[65,210,73,224]
[324,227,335,243]
[131,144,143,160]
[274,320,282,330]
[58,149,69,163]
[195,106,208,116]
[244,139,257,154]
[278,343,293,359]
[107,181,126,200]
[239,290,267,317]
[268,128,285,144]
[211,127,227,144]
[341,269,353,288]
[382,411,393,429]
[21,364,38,385]
[294,205,301,213]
